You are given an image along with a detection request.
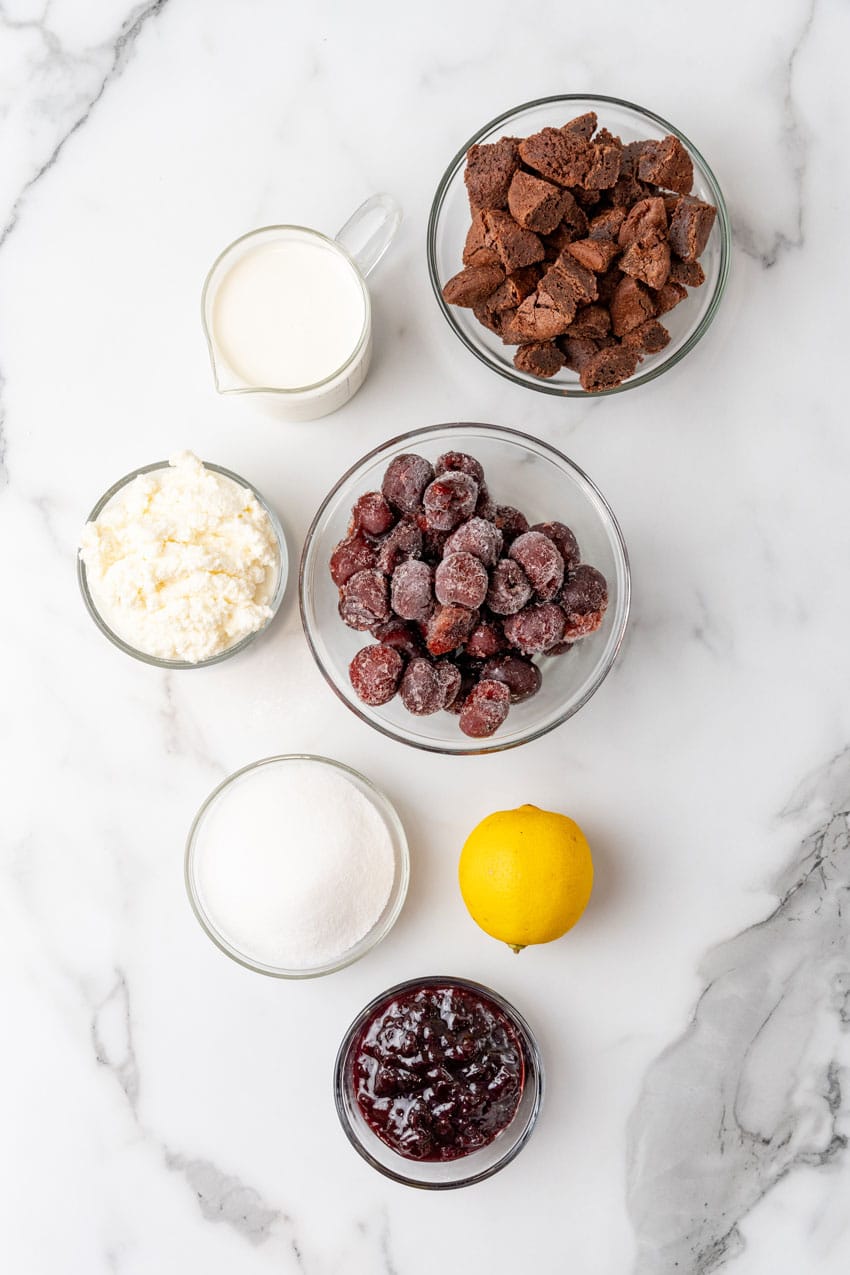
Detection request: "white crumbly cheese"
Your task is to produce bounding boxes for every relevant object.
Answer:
[79,451,280,663]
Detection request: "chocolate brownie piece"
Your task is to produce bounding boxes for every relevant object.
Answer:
[464,137,520,211]
[561,111,598,140]
[652,281,688,315]
[597,263,623,305]
[566,237,619,273]
[662,194,681,217]
[463,211,500,267]
[514,340,565,378]
[543,252,599,309]
[559,335,599,373]
[481,210,545,271]
[508,170,571,234]
[584,135,622,189]
[564,303,611,340]
[637,135,693,195]
[620,140,650,175]
[588,207,627,241]
[574,186,602,208]
[621,318,671,355]
[610,275,656,335]
[618,196,668,246]
[609,171,650,208]
[579,344,641,392]
[485,265,541,311]
[619,230,671,289]
[667,196,717,262]
[506,289,574,341]
[442,263,506,307]
[669,257,706,287]
[473,301,516,335]
[518,127,591,187]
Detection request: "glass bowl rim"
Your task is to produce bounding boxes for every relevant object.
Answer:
[299,421,631,755]
[184,753,411,979]
[426,92,731,398]
[200,224,371,397]
[333,973,544,1189]
[77,457,289,669]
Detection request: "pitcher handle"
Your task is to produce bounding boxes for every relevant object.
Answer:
[335,194,402,278]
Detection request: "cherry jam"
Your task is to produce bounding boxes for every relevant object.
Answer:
[352,982,525,1162]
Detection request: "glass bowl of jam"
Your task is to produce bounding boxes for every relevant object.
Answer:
[334,976,543,1188]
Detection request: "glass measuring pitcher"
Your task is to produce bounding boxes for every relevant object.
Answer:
[201,194,401,421]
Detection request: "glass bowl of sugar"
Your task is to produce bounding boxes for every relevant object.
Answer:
[185,755,410,978]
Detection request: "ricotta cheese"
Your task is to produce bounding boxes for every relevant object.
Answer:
[79,451,280,663]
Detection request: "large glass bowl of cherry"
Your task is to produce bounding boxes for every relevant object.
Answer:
[299,422,630,755]
[334,976,543,1189]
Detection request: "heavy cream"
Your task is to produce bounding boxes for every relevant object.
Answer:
[79,451,280,663]
[211,233,367,390]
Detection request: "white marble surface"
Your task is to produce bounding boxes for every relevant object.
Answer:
[2,1,850,1271]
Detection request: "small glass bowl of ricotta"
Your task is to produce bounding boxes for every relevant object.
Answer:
[77,452,288,669]
[184,755,410,978]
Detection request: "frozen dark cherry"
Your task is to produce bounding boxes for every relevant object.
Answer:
[422,472,479,531]
[486,558,533,615]
[376,518,423,574]
[435,451,486,485]
[329,532,377,586]
[349,645,404,706]
[443,660,480,715]
[493,505,529,543]
[459,680,511,738]
[530,521,580,571]
[508,531,565,600]
[425,604,479,656]
[338,569,391,631]
[400,658,448,715]
[369,618,424,659]
[352,491,396,536]
[434,552,488,609]
[502,602,566,654]
[443,516,503,567]
[352,983,525,1162]
[434,660,462,709]
[466,620,506,660]
[391,559,434,623]
[381,454,435,514]
[560,564,609,638]
[481,653,542,702]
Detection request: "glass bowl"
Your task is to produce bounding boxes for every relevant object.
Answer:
[299,422,630,755]
[334,975,543,1189]
[185,755,410,978]
[77,459,288,669]
[427,94,730,397]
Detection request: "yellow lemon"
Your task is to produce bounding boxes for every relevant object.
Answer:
[459,804,593,952]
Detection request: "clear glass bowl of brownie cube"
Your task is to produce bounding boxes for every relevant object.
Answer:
[334,976,544,1188]
[299,422,630,755]
[427,94,730,396]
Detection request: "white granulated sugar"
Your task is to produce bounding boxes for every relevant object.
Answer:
[195,760,396,969]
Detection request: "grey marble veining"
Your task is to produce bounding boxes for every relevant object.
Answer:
[627,750,850,1274]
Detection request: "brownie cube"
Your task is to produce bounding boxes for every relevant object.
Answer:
[518,128,591,187]
[597,263,624,305]
[566,237,620,273]
[506,289,574,341]
[618,196,668,246]
[619,231,671,289]
[559,335,599,373]
[508,170,571,234]
[620,140,650,176]
[610,276,656,335]
[669,257,706,287]
[485,265,541,311]
[473,301,516,335]
[463,211,500,267]
[442,263,506,307]
[637,135,693,195]
[609,172,650,207]
[464,137,521,211]
[514,340,565,378]
[668,196,717,262]
[564,303,611,340]
[652,281,688,315]
[621,318,671,355]
[579,345,641,392]
[584,138,622,189]
[481,210,545,271]
[561,111,598,140]
[588,207,626,241]
[547,252,598,306]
